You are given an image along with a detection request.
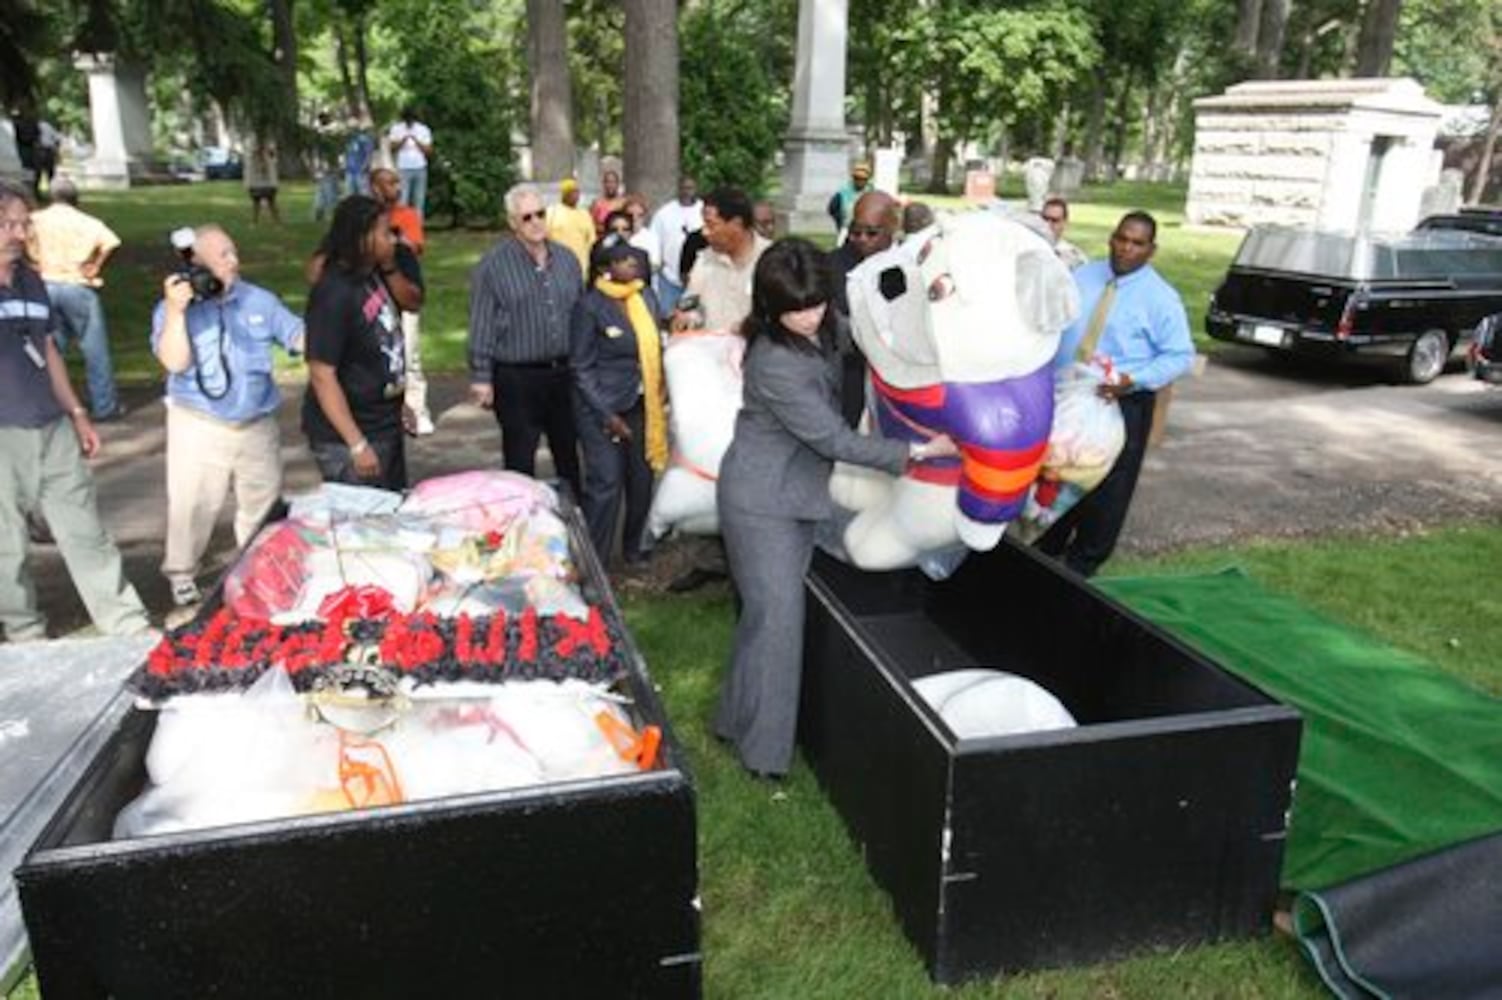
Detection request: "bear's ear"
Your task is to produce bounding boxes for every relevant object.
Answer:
[878,266,907,302]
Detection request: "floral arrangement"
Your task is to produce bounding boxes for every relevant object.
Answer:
[131,600,630,702]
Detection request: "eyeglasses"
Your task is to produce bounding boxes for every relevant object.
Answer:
[517,209,546,224]
[849,225,887,238]
[1042,214,1066,224]
[0,218,31,232]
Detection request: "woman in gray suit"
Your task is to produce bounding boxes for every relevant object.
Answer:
[715,239,956,778]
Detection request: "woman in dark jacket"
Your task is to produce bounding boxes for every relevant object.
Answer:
[570,237,667,568]
[714,239,956,778]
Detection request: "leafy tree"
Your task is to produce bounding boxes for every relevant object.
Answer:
[678,2,788,193]
[380,0,516,226]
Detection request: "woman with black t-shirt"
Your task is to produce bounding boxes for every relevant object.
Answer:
[302,195,415,490]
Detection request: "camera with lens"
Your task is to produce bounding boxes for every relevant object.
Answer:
[168,227,225,301]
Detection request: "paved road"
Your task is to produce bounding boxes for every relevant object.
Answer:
[22,348,1502,632]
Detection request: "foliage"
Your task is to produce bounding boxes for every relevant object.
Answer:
[567,0,626,155]
[377,0,516,226]
[1393,0,1501,104]
[677,1,790,194]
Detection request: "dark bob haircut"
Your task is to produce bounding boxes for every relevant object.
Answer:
[324,195,387,275]
[742,238,831,353]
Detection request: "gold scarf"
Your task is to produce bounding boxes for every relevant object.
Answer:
[594,276,668,472]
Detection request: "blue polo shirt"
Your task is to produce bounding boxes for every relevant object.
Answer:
[0,264,66,429]
[1053,260,1194,392]
[151,280,303,422]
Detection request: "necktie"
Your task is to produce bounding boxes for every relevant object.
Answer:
[1075,278,1117,363]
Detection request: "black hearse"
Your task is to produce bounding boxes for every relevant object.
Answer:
[1206,225,1502,383]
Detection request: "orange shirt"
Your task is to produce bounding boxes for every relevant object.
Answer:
[390,204,425,254]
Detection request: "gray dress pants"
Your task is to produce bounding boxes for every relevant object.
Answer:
[715,505,816,776]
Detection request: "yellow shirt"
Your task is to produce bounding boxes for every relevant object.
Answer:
[30,203,122,288]
[546,203,595,278]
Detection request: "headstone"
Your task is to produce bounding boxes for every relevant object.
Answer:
[963,169,996,203]
[1051,156,1084,198]
[1418,167,1464,219]
[0,118,23,183]
[1023,157,1055,211]
[577,148,602,194]
[778,0,852,234]
[74,55,155,189]
[874,147,902,196]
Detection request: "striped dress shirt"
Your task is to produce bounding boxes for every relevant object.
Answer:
[468,236,583,381]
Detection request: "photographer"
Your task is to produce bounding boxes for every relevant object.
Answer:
[152,225,303,616]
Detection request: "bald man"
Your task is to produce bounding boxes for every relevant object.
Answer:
[827,190,899,425]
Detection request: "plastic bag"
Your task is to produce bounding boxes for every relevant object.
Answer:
[114,666,335,839]
[647,329,745,540]
[401,470,558,535]
[1014,360,1126,543]
[223,519,326,621]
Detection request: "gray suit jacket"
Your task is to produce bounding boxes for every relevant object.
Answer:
[718,334,909,520]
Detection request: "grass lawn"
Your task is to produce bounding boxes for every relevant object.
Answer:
[64,179,1238,390]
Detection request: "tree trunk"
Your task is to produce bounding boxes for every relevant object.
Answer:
[268,0,303,174]
[1234,0,1263,55]
[1106,76,1133,182]
[1253,0,1289,79]
[1471,98,1502,204]
[1139,86,1160,179]
[1354,0,1402,77]
[928,136,953,194]
[1082,74,1108,182]
[624,0,678,207]
[352,11,374,125]
[528,0,575,182]
[1050,100,1071,160]
[332,22,361,122]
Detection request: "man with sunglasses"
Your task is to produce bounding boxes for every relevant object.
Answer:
[153,224,303,617]
[1041,196,1088,270]
[469,183,584,497]
[826,190,899,426]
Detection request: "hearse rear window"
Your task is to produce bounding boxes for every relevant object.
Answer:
[1234,226,1502,281]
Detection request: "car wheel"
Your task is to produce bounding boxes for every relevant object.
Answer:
[1402,329,1450,385]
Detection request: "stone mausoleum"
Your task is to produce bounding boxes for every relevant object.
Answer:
[1186,78,1444,233]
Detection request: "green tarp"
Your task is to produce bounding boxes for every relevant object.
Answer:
[1098,568,1502,891]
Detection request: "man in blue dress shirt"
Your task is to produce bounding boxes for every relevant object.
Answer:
[152,226,304,614]
[1036,211,1194,577]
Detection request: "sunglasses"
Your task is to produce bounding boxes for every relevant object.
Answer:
[1042,214,1066,224]
[517,209,546,223]
[849,225,887,238]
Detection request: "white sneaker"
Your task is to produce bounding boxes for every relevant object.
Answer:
[170,579,202,607]
[415,412,436,436]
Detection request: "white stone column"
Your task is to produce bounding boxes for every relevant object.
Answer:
[777,0,851,235]
[74,55,154,189]
[0,118,23,182]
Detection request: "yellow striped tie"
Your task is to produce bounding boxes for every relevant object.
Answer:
[1075,278,1117,363]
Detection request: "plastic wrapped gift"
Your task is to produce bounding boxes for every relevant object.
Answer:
[401,470,559,534]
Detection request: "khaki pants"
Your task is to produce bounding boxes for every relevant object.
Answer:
[402,310,429,419]
[162,403,282,585]
[0,417,148,638]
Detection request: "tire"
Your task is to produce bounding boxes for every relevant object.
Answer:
[1402,329,1450,385]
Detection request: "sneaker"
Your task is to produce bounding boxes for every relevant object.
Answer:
[170,579,202,607]
[414,412,436,436]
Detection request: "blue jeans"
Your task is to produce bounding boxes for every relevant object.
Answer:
[45,282,119,418]
[399,167,427,216]
[656,276,684,319]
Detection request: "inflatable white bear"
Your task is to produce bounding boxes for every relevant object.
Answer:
[645,329,746,540]
[830,210,1080,570]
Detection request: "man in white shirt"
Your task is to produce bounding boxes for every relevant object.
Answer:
[386,107,434,217]
[648,175,703,315]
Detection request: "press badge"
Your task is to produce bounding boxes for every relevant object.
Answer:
[22,337,45,369]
